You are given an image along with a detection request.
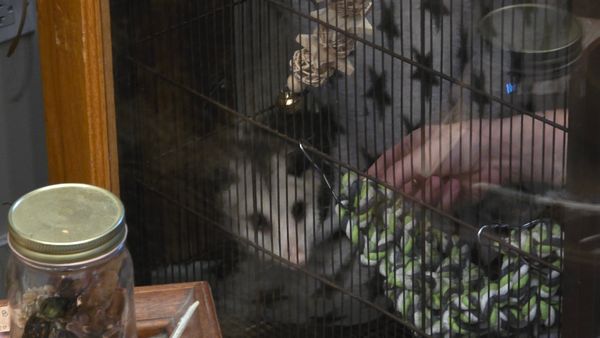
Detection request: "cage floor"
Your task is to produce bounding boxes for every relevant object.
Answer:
[219,314,413,338]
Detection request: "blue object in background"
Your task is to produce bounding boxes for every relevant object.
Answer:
[506,82,517,95]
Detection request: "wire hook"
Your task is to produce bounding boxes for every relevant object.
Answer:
[477,223,509,244]
[477,219,551,244]
[298,141,347,208]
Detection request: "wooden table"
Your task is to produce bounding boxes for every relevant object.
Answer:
[0,282,222,338]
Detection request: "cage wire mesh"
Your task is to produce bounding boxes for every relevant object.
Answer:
[108,0,587,336]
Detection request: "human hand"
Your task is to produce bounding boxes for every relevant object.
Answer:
[367,111,567,210]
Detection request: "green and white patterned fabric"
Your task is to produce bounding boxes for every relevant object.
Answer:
[337,172,562,336]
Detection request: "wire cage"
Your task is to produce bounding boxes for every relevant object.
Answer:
[109,0,600,336]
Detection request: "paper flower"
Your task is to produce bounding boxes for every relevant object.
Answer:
[316,0,373,18]
[317,27,356,57]
[285,0,374,93]
[310,7,373,38]
[289,48,335,89]
[296,33,355,75]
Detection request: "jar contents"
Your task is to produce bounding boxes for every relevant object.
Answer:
[12,256,134,338]
[17,275,128,338]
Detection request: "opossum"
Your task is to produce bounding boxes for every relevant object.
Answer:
[212,108,390,326]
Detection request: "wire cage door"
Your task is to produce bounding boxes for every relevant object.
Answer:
[108,0,600,336]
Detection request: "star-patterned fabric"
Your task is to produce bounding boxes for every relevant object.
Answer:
[318,0,571,172]
[234,0,572,172]
[325,0,473,172]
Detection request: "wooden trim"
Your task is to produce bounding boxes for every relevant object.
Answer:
[100,1,120,195]
[37,0,120,194]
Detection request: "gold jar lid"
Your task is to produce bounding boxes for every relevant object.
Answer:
[8,183,127,265]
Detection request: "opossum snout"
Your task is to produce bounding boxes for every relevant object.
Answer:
[287,250,306,265]
[282,240,308,265]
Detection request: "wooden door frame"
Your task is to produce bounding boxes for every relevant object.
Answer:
[37,0,119,194]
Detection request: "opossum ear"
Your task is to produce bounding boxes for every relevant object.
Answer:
[249,212,272,232]
[212,167,237,191]
[286,149,311,177]
[292,201,306,222]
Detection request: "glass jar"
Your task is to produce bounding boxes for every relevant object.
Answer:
[478,4,582,113]
[6,184,137,338]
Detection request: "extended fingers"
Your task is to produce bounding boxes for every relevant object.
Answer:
[367,130,424,180]
[402,176,461,211]
[462,169,502,201]
[440,178,461,211]
[383,151,424,189]
[415,176,444,206]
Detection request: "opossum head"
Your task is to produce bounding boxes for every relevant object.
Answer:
[221,148,323,265]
